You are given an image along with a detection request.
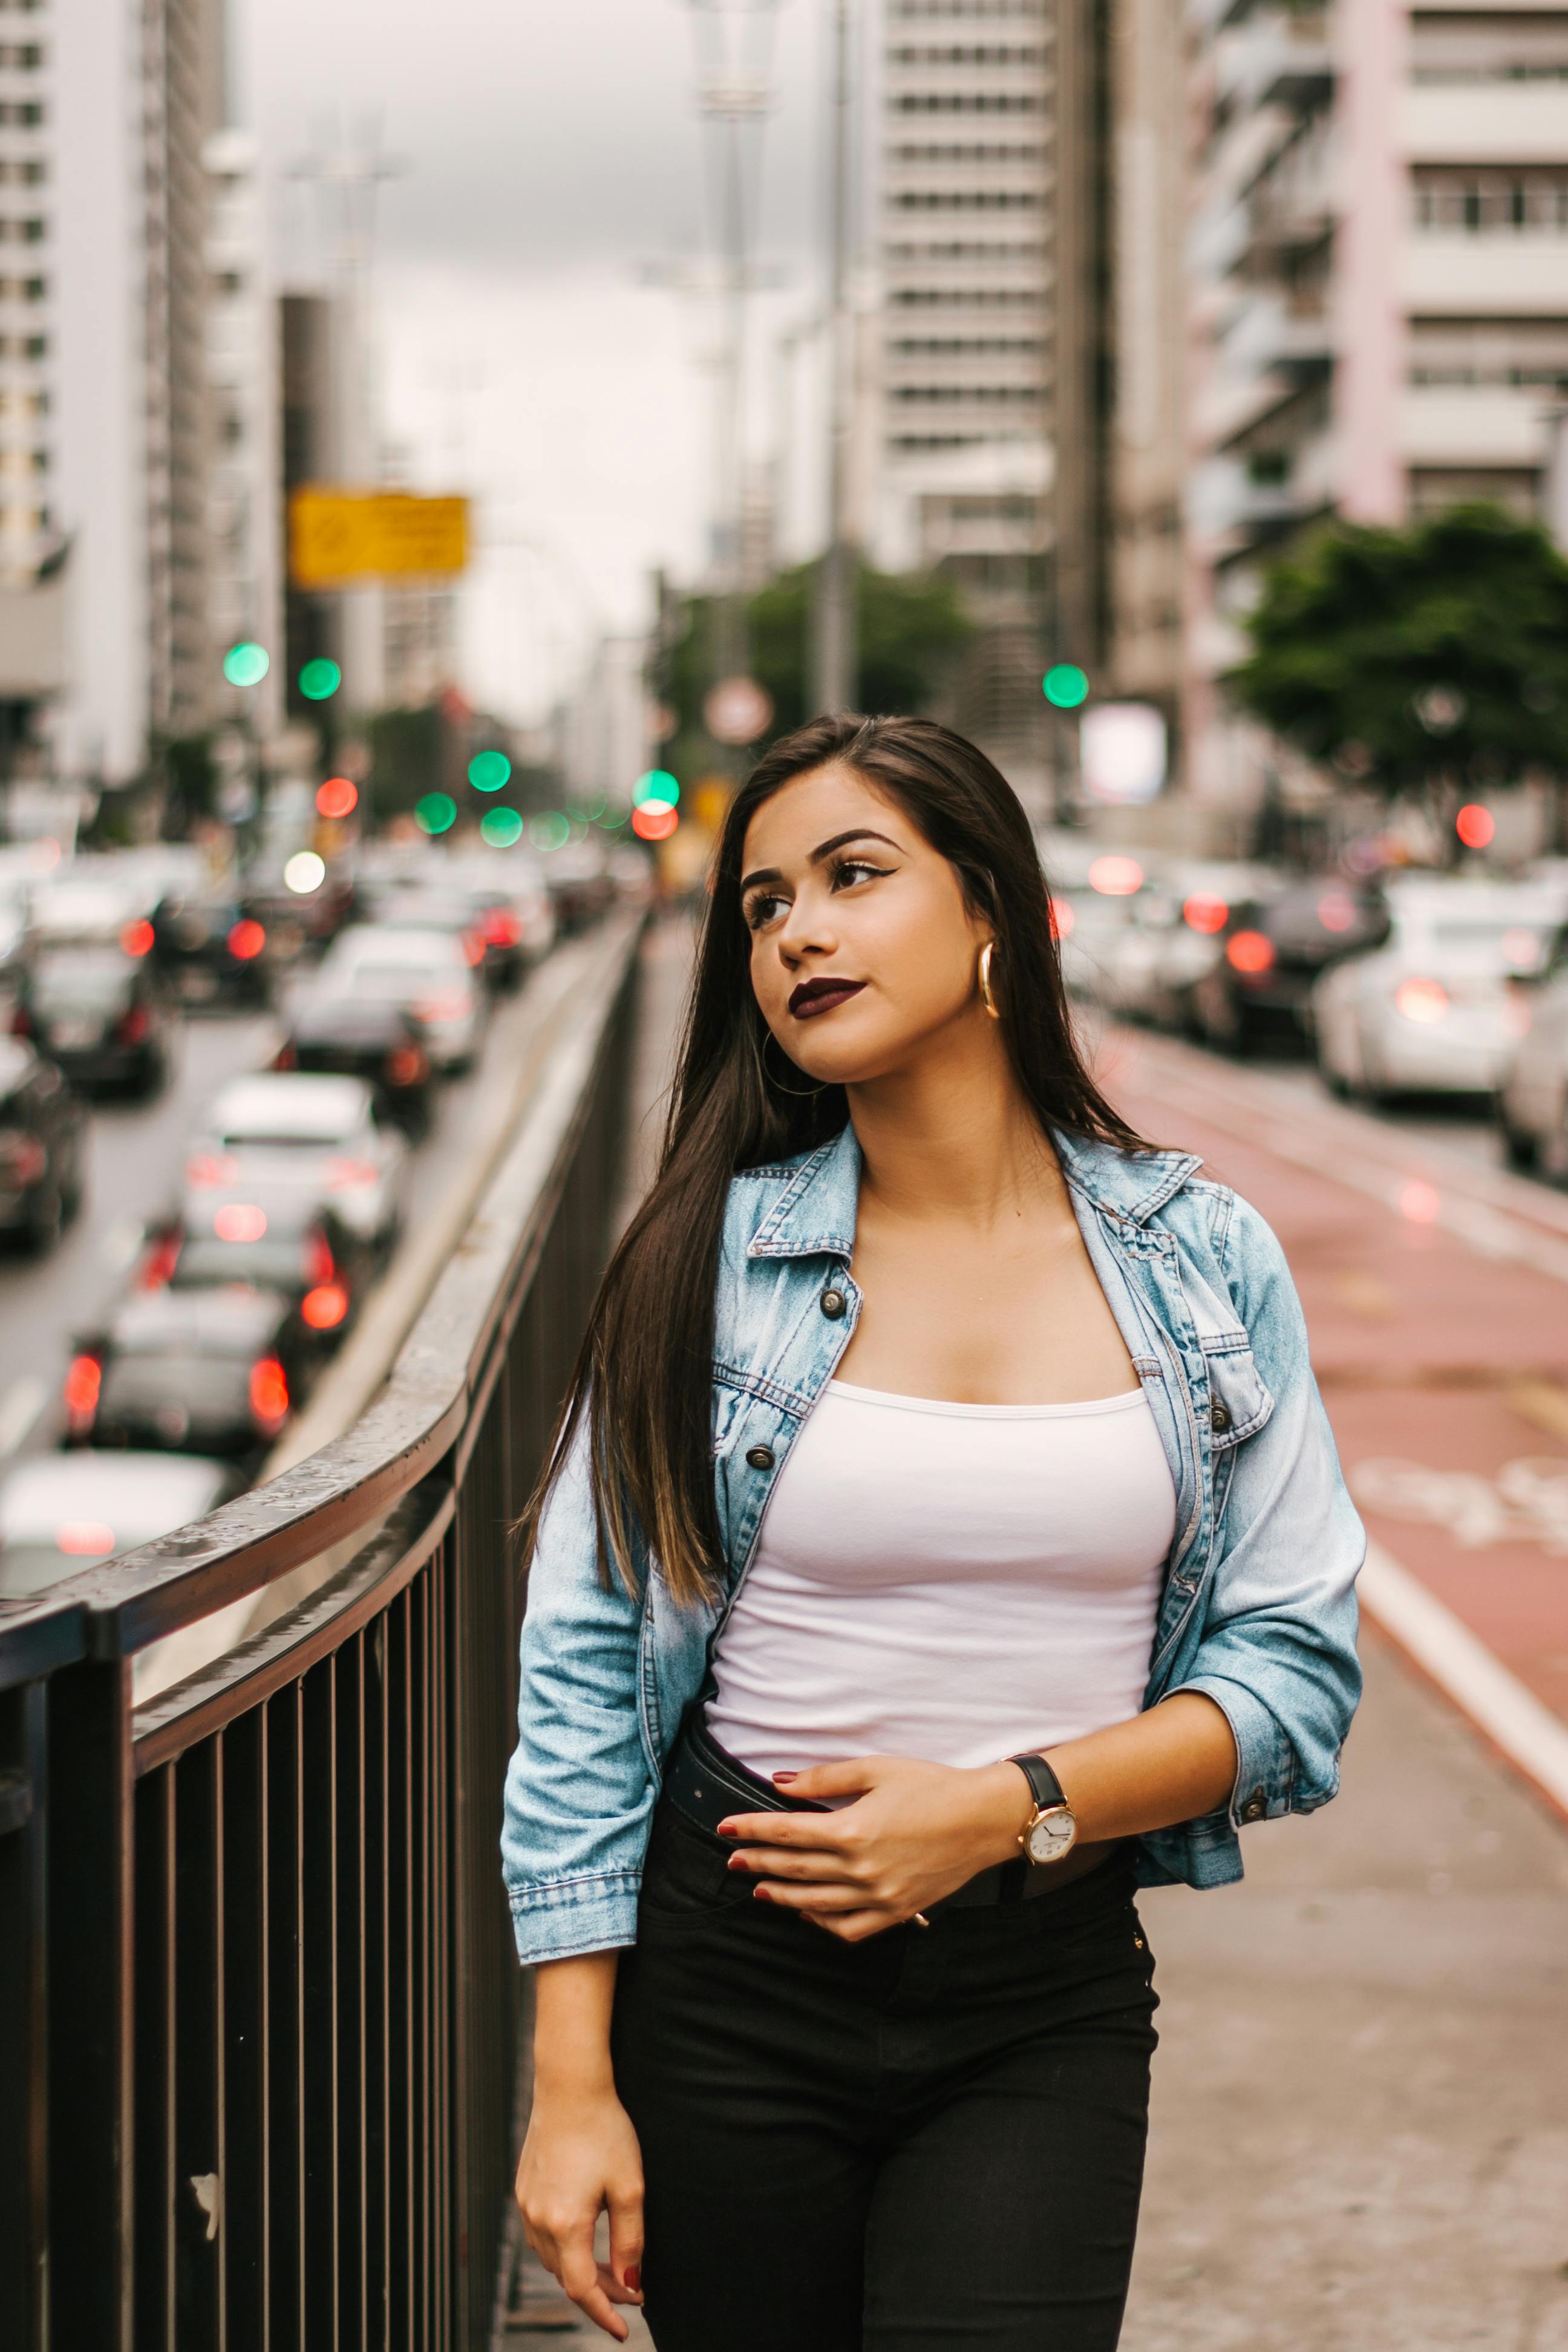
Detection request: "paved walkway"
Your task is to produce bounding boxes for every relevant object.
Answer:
[512,932,1568,2346]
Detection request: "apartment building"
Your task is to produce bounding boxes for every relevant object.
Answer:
[1186,0,1568,798]
[869,0,1057,771]
[0,0,229,786]
[206,128,282,739]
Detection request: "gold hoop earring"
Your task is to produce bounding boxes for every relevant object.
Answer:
[978,942,1001,1020]
[757,1028,825,1098]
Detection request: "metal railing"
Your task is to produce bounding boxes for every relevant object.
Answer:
[0,912,644,2352]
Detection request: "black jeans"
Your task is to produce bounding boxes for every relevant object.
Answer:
[610,1794,1159,2352]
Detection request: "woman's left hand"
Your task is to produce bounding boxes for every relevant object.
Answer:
[718,1754,1028,1941]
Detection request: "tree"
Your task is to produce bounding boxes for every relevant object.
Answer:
[655,560,974,776]
[1229,506,1568,808]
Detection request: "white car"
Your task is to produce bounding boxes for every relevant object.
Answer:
[1312,880,1567,1101]
[0,1450,243,1599]
[1497,959,1568,1174]
[317,923,486,1073]
[186,1070,408,1257]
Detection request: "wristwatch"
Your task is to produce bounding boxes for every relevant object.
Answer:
[1009,1752,1079,1867]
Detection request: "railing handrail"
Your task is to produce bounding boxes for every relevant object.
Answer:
[0,910,644,1686]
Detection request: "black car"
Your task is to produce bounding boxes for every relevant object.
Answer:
[238,861,357,964]
[1187,881,1390,1054]
[150,891,271,1009]
[0,1037,86,1249]
[64,1284,310,1462]
[154,1186,364,1345]
[276,995,437,1134]
[13,943,175,1097]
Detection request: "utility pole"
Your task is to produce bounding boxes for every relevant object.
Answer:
[811,0,857,716]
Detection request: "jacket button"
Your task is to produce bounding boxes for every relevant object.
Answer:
[745,1445,775,1471]
[820,1289,847,1319]
[1241,1789,1266,1823]
[1210,1400,1232,1436]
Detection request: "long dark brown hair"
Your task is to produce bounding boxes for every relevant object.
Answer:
[520,714,1148,1609]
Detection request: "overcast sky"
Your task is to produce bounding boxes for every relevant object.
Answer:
[240,0,833,721]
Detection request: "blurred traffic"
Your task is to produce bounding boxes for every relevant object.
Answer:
[0,825,648,1604]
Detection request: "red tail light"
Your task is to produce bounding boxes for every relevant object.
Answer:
[117,1004,150,1045]
[185,1152,239,1189]
[249,1356,290,1425]
[385,1044,428,1087]
[139,1233,180,1289]
[1184,896,1229,936]
[326,1156,378,1191]
[483,909,520,947]
[64,1353,102,1426]
[301,1282,350,1331]
[120,918,155,958]
[1226,930,1276,976]
[307,1231,336,1288]
[227,918,266,961]
[0,1129,47,1186]
[273,1042,298,1071]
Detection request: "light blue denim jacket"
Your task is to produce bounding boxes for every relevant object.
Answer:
[503,1123,1364,1965]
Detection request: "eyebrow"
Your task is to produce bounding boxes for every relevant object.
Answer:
[739,829,903,896]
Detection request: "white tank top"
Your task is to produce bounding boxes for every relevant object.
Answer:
[707,1379,1176,1782]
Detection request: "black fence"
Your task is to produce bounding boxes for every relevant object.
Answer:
[0,915,644,2352]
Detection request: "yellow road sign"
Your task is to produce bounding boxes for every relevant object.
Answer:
[290,489,469,588]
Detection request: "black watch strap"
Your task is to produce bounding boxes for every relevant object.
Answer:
[1009,1751,1068,1814]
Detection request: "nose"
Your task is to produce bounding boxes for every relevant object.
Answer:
[774,881,838,966]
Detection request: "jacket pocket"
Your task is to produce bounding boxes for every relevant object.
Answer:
[1203,1333,1273,1447]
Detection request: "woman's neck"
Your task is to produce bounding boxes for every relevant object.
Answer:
[844,1023,1068,1232]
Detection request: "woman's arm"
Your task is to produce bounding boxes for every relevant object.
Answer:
[515,1953,646,2341]
[717,1692,1238,1941]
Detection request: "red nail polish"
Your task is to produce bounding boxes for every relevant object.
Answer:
[626,2265,641,2293]
[717,1822,738,1837]
[772,1771,797,1783]
[754,1884,774,1901]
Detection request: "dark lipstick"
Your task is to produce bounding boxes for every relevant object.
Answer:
[788,976,867,1021]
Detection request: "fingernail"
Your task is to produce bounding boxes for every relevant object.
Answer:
[727,1854,749,1870]
[626,2265,641,2293]
[717,1821,738,1837]
[772,1771,797,1783]
[753,1884,774,1901]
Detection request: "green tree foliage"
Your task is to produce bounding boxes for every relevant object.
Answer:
[1229,505,1568,794]
[658,561,974,770]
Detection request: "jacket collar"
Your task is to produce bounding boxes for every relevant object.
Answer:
[747,1121,1201,1261]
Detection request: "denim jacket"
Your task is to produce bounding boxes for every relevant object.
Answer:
[503,1123,1364,1965]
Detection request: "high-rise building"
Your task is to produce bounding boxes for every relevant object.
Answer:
[869,0,1057,781]
[206,127,282,739]
[0,0,230,790]
[1184,0,1568,803]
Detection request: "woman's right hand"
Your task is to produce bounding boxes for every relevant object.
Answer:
[515,2085,646,2341]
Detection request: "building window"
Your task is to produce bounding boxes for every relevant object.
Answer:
[889,46,1045,66]
[1410,11,1568,82]
[0,100,43,126]
[0,159,45,185]
[0,40,42,65]
[1408,315,1568,387]
[890,143,1045,163]
[1413,169,1568,231]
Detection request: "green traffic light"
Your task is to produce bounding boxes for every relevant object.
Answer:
[468,750,512,793]
[223,641,270,688]
[1043,665,1089,710]
[298,658,342,702]
[633,769,680,809]
[416,792,457,836]
[480,808,524,847]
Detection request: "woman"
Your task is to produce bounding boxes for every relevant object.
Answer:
[503,714,1363,2350]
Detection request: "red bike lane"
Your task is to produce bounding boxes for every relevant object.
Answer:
[1099,1026,1568,1821]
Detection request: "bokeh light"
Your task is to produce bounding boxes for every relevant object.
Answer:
[120,918,155,958]
[223,641,270,688]
[1087,854,1143,896]
[316,776,358,820]
[468,750,512,793]
[416,793,457,836]
[480,808,524,848]
[283,851,327,894]
[227,919,266,961]
[1042,664,1089,710]
[632,803,679,843]
[529,811,572,852]
[1395,977,1449,1024]
[215,1203,268,1243]
[1399,1178,1442,1225]
[298,658,341,701]
[633,769,681,810]
[1455,803,1494,849]
[1183,895,1229,935]
[1225,930,1275,975]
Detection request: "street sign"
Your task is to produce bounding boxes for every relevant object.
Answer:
[290,489,469,588]
[704,675,774,746]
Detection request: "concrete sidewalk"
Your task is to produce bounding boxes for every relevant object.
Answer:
[514,926,1568,2347]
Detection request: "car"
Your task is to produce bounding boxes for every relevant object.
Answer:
[1312,879,1565,1102]
[356,882,492,981]
[0,1449,244,1599]
[452,855,557,967]
[63,1283,310,1462]
[275,994,437,1134]
[1047,857,1171,1013]
[316,924,485,1073]
[238,857,357,963]
[0,1037,87,1249]
[185,1071,407,1259]
[11,941,176,1097]
[150,890,272,1008]
[149,1189,362,1347]
[543,837,615,935]
[1496,949,1568,1172]
[1188,879,1390,1055]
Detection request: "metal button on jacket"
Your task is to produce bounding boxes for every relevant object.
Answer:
[745,1445,775,1471]
[820,1289,847,1319]
[1241,1789,1267,1823]
[1210,1400,1232,1436]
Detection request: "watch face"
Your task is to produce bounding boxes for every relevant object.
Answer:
[1026,1808,1077,1865]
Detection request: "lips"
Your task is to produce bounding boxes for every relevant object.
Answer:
[788,977,867,1021]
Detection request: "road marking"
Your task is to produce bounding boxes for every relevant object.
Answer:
[0,1376,45,1459]
[1360,1539,1568,1823]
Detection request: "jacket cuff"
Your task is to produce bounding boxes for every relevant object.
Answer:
[1168,1674,1289,1828]
[509,1873,641,1966]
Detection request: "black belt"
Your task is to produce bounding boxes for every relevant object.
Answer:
[664,1713,1066,1912]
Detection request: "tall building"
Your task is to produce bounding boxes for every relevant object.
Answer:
[869,0,1057,783]
[1184,0,1568,803]
[205,127,282,738]
[0,0,230,788]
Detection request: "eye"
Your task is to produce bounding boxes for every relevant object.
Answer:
[743,890,788,932]
[829,858,891,892]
